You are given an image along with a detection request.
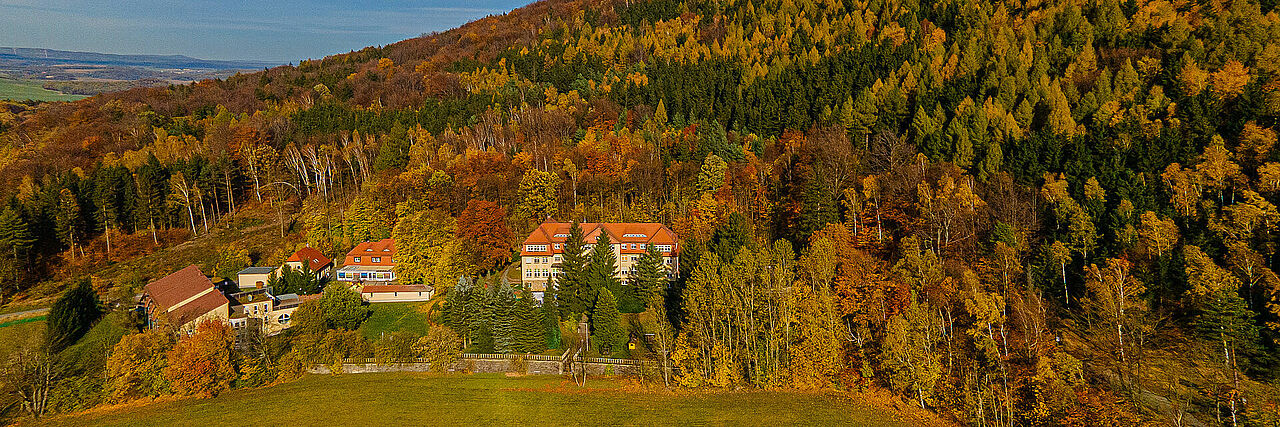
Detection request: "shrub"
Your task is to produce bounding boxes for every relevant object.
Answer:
[414,326,462,372]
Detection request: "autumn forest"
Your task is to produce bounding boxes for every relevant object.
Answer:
[2,0,1280,424]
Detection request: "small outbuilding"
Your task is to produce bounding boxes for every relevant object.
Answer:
[236,267,275,289]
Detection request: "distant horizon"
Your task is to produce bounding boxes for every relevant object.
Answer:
[0,1,530,63]
[0,46,281,67]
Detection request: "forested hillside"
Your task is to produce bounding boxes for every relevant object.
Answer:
[3,0,1280,423]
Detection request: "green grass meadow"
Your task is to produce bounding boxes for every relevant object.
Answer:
[359,301,434,340]
[39,373,916,426]
[0,78,86,102]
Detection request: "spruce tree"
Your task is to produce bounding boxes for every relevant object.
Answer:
[516,288,546,353]
[541,294,561,350]
[46,278,102,352]
[1194,287,1260,364]
[446,276,472,336]
[631,245,667,309]
[585,233,621,300]
[467,283,495,353]
[492,282,517,353]
[558,222,589,317]
[592,288,625,357]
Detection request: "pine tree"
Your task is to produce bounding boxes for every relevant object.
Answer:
[55,188,83,256]
[592,288,625,357]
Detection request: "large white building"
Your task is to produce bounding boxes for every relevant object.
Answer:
[519,221,680,300]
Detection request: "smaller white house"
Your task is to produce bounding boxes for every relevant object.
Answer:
[360,284,433,303]
[236,267,275,290]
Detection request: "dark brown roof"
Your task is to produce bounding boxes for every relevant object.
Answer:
[167,291,229,326]
[145,265,229,327]
[144,265,220,309]
[287,246,332,271]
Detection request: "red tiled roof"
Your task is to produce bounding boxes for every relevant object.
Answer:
[287,246,332,271]
[361,284,432,293]
[344,238,396,266]
[168,291,229,326]
[144,265,221,309]
[144,265,229,326]
[520,222,680,255]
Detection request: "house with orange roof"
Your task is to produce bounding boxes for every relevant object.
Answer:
[333,238,433,302]
[519,221,680,300]
[335,238,397,284]
[281,246,333,278]
[142,265,230,335]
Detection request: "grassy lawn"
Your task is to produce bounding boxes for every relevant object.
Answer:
[39,373,922,426]
[0,315,45,328]
[0,78,86,102]
[359,301,435,340]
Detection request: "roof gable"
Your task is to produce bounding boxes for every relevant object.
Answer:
[145,265,226,311]
[287,246,332,271]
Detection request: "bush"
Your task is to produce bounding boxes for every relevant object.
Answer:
[319,283,370,330]
[414,326,461,372]
[375,331,419,364]
[104,329,173,402]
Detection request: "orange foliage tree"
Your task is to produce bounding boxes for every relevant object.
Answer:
[164,320,237,397]
[457,199,515,272]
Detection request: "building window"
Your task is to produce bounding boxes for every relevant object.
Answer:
[639,243,646,250]
[354,256,361,263]
[525,244,548,252]
[372,257,381,263]
[554,243,561,250]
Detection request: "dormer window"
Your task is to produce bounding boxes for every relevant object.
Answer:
[372,257,381,263]
[354,256,361,263]
[365,248,372,252]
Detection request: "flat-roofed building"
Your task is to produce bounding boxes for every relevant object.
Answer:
[360,284,434,303]
[236,267,275,289]
[519,221,680,300]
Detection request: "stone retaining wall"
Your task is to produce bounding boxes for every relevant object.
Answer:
[307,355,649,377]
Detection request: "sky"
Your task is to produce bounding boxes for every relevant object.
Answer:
[0,0,531,64]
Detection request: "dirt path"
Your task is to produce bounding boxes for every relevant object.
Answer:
[0,307,49,323]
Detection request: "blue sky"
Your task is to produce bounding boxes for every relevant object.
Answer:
[0,0,530,63]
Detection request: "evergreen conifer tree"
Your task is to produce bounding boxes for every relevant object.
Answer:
[558,222,589,316]
[515,288,546,353]
[492,282,517,353]
[592,288,625,357]
[467,283,495,353]
[586,233,621,297]
[632,245,667,309]
[46,278,102,352]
